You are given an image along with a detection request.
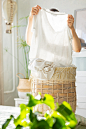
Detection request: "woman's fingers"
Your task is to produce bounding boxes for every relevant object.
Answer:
[32,10,39,15]
[31,8,38,15]
[36,5,41,9]
[67,14,74,29]
[32,9,38,14]
[32,7,38,12]
[68,15,74,21]
[68,14,73,18]
[33,7,39,11]
[31,5,41,15]
[67,20,74,23]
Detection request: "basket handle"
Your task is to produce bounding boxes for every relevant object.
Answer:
[16,73,25,79]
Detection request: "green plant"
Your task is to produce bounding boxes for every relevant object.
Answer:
[2,93,77,129]
[13,15,30,78]
[17,36,30,78]
[4,15,30,79]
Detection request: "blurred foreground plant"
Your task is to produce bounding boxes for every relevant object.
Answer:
[2,93,77,129]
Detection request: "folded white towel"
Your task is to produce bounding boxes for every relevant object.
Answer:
[28,58,56,80]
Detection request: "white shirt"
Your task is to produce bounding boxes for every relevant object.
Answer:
[29,8,73,67]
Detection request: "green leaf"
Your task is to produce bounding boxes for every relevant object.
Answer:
[29,109,37,122]
[27,93,41,107]
[38,92,41,96]
[65,120,77,128]
[31,119,49,129]
[59,102,77,122]
[19,15,29,20]
[62,101,72,111]
[56,103,72,121]
[70,112,77,123]
[11,25,26,28]
[51,111,66,121]
[2,115,14,129]
[56,101,77,128]
[14,104,29,127]
[46,117,54,127]
[15,125,23,129]
[43,94,55,110]
[19,17,25,20]
[17,41,29,48]
[56,102,59,108]
[44,113,49,118]
[52,117,66,129]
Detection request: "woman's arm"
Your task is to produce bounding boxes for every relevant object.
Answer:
[26,5,41,46]
[67,14,81,52]
[26,15,33,46]
[71,26,81,52]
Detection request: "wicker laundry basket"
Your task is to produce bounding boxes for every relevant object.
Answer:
[30,66,77,115]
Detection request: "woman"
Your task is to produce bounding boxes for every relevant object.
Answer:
[26,5,81,52]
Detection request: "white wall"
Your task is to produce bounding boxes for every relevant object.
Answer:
[18,0,86,17]
[0,0,4,105]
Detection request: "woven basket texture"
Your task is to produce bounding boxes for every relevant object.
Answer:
[30,66,77,115]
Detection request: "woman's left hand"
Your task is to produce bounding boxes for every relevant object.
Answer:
[67,14,74,29]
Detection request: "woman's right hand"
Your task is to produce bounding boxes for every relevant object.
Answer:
[30,5,41,16]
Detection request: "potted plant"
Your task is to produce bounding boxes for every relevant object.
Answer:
[4,15,31,98]
[2,93,77,129]
[13,15,32,98]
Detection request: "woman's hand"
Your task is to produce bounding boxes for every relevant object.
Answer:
[67,15,81,52]
[67,14,74,29]
[30,5,41,16]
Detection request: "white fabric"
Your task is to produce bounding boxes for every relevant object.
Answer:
[29,8,73,67]
[28,58,56,80]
